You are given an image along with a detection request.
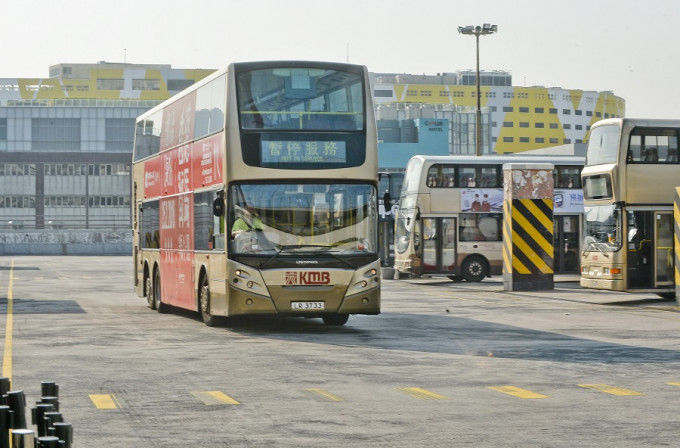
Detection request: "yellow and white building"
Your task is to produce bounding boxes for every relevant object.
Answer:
[371,71,625,156]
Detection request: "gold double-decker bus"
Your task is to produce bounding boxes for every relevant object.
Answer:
[394,154,585,282]
[132,61,380,326]
[580,118,678,298]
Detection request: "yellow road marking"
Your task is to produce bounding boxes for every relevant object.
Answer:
[90,394,119,409]
[2,260,15,382]
[397,387,447,400]
[578,384,644,396]
[488,386,549,399]
[191,390,240,405]
[305,388,344,402]
[667,382,680,387]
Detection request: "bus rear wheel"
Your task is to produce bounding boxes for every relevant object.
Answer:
[199,275,218,327]
[322,313,349,326]
[153,268,167,313]
[145,272,155,310]
[461,256,488,282]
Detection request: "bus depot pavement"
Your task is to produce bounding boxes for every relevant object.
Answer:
[1,257,679,447]
[401,274,680,311]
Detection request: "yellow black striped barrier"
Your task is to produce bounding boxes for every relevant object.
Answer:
[503,198,554,290]
[674,187,680,304]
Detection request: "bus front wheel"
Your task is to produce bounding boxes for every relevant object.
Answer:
[199,275,218,327]
[461,256,488,282]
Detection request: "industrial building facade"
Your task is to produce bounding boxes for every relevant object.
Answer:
[371,71,625,158]
[0,62,215,230]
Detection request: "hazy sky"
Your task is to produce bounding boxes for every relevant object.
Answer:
[2,0,678,118]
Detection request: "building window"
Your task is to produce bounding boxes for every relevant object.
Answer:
[587,111,593,117]
[549,108,558,114]
[32,118,81,151]
[106,118,135,151]
[96,79,125,90]
[519,107,529,113]
[575,110,583,115]
[503,122,513,127]
[563,109,571,115]
[503,106,513,112]
[132,79,161,91]
[564,124,571,130]
[535,137,545,143]
[535,122,545,128]
[0,118,6,151]
[168,79,195,91]
[550,138,559,144]
[535,107,544,113]
[550,123,559,129]
[519,122,529,128]
[520,137,530,143]
[503,137,514,142]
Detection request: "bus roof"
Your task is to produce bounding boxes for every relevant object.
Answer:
[406,154,585,167]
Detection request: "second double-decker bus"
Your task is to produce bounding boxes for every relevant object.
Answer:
[394,154,584,281]
[580,118,678,298]
[132,61,380,326]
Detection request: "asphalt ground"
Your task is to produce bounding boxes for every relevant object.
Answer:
[0,257,678,447]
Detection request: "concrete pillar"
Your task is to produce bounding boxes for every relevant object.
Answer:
[674,187,680,305]
[503,163,555,291]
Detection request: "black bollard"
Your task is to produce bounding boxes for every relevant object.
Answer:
[5,391,26,429]
[40,382,59,399]
[52,422,72,448]
[0,406,10,448]
[37,435,60,448]
[39,396,59,413]
[0,379,10,406]
[43,411,63,437]
[10,429,34,448]
[31,404,54,437]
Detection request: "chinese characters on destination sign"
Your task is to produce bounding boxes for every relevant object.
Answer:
[261,140,347,164]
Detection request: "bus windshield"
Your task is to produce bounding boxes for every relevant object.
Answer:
[586,124,620,166]
[237,67,364,131]
[582,204,622,253]
[229,183,376,255]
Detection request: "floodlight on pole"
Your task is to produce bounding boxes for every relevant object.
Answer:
[458,23,498,156]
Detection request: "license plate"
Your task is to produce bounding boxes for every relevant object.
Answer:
[291,301,325,311]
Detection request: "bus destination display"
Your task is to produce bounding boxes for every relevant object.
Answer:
[261,140,347,164]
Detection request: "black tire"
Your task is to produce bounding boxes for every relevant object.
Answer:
[145,271,156,310]
[199,274,218,327]
[322,313,349,326]
[461,256,488,282]
[447,275,463,282]
[153,268,167,313]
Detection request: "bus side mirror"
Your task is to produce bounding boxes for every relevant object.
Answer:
[213,198,225,216]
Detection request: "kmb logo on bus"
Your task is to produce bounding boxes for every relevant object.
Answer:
[285,271,331,285]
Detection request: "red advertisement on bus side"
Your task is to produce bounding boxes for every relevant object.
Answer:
[192,134,224,187]
[159,193,194,309]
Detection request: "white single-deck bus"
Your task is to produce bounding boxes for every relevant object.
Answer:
[580,118,678,298]
[394,154,584,281]
[132,61,380,326]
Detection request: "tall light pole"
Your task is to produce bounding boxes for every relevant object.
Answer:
[458,24,498,156]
